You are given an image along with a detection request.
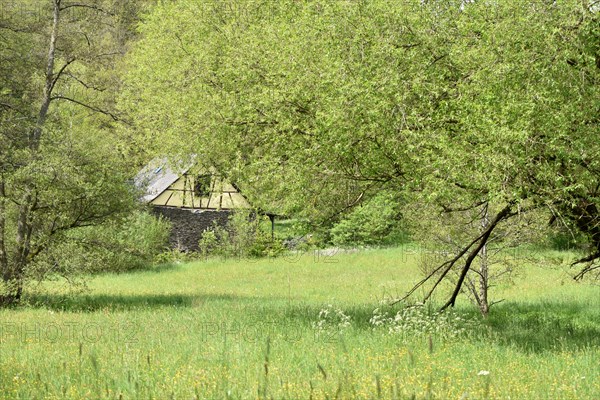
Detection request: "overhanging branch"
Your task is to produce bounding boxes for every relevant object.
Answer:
[59,3,114,15]
[50,57,77,94]
[64,72,106,92]
[392,221,493,305]
[572,251,600,280]
[50,95,120,121]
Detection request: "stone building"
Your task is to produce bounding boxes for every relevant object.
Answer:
[135,159,251,251]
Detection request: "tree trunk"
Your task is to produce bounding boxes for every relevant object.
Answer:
[0,179,7,277]
[478,203,490,316]
[441,203,513,311]
[5,0,61,304]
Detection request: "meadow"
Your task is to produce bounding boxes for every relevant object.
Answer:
[0,246,598,399]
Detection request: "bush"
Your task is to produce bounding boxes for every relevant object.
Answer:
[106,211,172,270]
[31,211,171,276]
[544,228,587,251]
[330,191,406,247]
[198,211,286,259]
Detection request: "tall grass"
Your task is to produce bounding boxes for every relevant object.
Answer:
[0,247,598,399]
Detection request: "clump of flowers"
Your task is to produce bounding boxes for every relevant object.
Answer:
[313,304,352,332]
[369,304,481,340]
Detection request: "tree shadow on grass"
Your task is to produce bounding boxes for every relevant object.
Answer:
[23,292,248,312]
[93,262,184,276]
[278,301,600,353]
[484,301,600,352]
[20,294,600,353]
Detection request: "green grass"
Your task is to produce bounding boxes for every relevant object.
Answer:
[0,247,599,399]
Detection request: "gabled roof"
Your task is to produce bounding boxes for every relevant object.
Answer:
[134,158,250,210]
[134,158,191,203]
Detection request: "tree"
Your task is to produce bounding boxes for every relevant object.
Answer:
[330,191,405,247]
[407,199,549,316]
[400,0,600,308]
[122,0,600,310]
[0,0,149,304]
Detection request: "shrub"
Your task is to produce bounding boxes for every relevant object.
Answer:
[31,211,171,276]
[544,227,587,251]
[330,191,406,247]
[198,211,286,259]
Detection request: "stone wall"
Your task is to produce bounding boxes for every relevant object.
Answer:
[151,206,232,252]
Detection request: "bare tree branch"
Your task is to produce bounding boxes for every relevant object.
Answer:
[440,200,487,214]
[573,252,600,280]
[394,203,516,309]
[489,299,505,307]
[64,72,106,92]
[392,227,491,305]
[91,52,123,59]
[50,57,77,94]
[59,3,114,16]
[441,205,516,310]
[50,95,120,121]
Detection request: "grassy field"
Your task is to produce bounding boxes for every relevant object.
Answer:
[0,247,598,399]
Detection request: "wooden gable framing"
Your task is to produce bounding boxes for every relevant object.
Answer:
[135,159,251,210]
[150,173,250,209]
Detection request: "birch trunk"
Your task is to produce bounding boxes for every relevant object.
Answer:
[7,0,61,303]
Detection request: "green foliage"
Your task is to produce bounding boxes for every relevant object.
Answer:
[273,219,309,241]
[0,122,141,290]
[30,211,170,276]
[84,211,171,273]
[197,229,220,259]
[0,0,153,302]
[330,192,406,247]
[125,1,600,214]
[198,212,286,259]
[122,0,600,302]
[544,228,588,252]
